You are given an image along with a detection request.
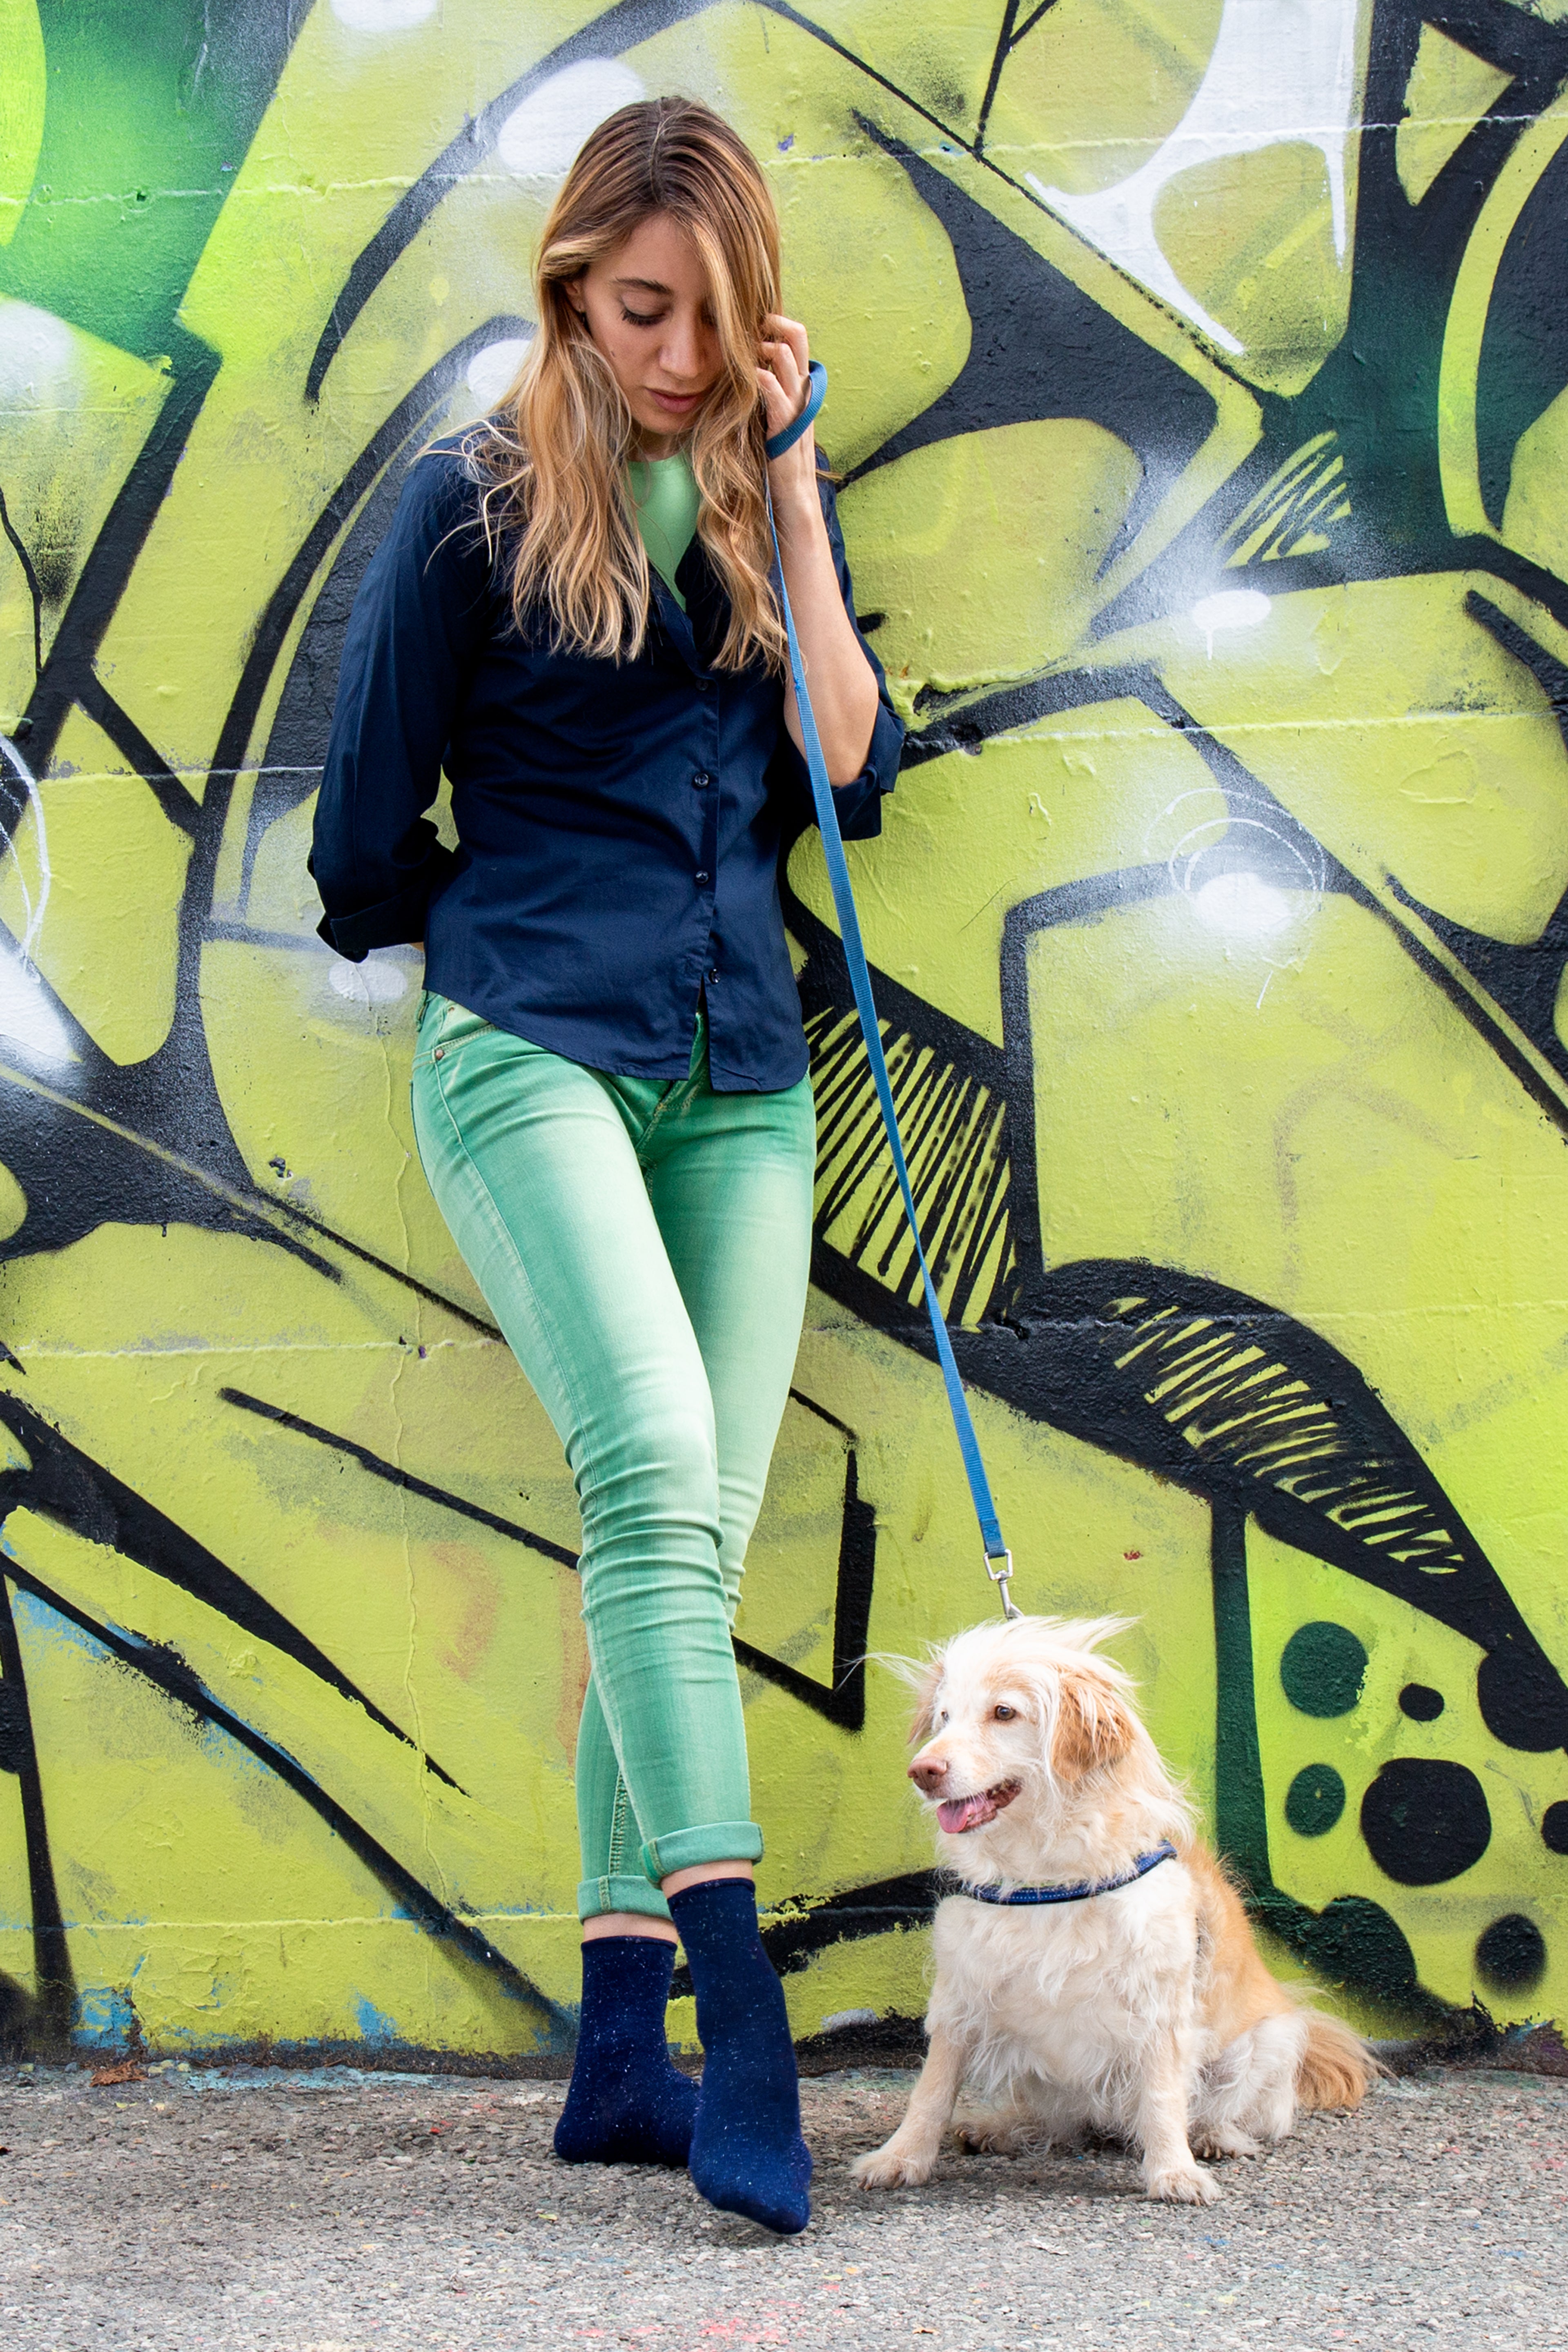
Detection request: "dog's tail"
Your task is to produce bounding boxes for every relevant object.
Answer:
[1295,2009,1380,2112]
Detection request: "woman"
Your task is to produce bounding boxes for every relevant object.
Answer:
[311,97,903,2235]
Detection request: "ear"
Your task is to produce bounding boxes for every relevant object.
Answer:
[1052,1666,1137,1778]
[907,1658,944,1748]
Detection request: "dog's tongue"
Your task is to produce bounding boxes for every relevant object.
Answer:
[938,1789,999,1835]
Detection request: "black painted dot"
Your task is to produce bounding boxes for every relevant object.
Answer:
[1293,1895,1417,2004]
[1542,1801,1568,1856]
[1285,1764,1346,1837]
[1477,1642,1568,1751]
[1475,1913,1547,1994]
[1280,1623,1368,1718]
[1360,1757,1491,1885]
[1398,1682,1444,1722]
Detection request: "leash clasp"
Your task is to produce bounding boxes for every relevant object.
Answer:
[986,1547,1021,1621]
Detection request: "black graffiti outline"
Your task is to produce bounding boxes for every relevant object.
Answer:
[1067,0,1568,637]
[840,115,1221,566]
[221,1385,578,1566]
[732,1390,878,1733]
[2,0,1566,2032]
[0,1559,560,2044]
[909,657,1568,1143]
[1384,592,1568,1091]
[304,0,714,402]
[0,1576,72,2046]
[0,1389,468,1788]
[0,321,530,1301]
[294,0,1568,2016]
[225,1378,879,1731]
[0,486,43,692]
[312,0,1568,2001]
[850,16,1568,1110]
[11,0,1568,1279]
[777,849,1568,2005]
[973,0,1062,157]
[22,328,221,776]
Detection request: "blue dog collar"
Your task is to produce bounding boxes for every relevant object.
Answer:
[764,359,826,460]
[959,1841,1178,1907]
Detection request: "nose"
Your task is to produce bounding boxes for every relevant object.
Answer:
[909,1753,948,1794]
[661,308,708,384]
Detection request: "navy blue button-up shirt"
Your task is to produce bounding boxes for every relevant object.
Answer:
[311,437,904,1091]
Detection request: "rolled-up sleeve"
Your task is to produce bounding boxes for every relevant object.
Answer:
[777,474,904,842]
[310,450,489,960]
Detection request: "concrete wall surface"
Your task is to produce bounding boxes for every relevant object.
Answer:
[0,0,1566,2062]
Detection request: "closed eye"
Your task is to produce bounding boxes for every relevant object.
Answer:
[620,304,664,327]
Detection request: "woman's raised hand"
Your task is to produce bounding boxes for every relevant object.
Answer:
[757,313,818,507]
[755,309,878,780]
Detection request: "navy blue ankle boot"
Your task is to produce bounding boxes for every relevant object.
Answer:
[553,1935,697,2167]
[667,1878,811,2234]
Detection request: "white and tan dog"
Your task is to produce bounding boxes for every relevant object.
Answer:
[853,1615,1375,2204]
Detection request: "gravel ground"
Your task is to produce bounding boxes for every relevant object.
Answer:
[0,2058,1562,2348]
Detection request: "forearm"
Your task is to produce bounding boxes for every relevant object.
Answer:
[773,483,879,785]
[314,452,479,953]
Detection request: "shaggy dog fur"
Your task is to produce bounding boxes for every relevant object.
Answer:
[853,1615,1376,2204]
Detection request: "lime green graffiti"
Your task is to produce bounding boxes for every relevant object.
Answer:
[0,2,46,249]
[0,0,1564,2062]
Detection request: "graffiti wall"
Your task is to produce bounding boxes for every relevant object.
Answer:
[0,0,1566,2060]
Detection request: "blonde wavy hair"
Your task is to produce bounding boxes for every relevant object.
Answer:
[469,96,786,673]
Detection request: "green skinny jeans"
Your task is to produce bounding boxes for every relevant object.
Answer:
[410,992,815,1922]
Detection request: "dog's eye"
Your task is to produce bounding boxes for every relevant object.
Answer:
[993,1704,1017,1721]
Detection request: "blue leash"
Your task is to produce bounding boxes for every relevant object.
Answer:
[765,361,1017,1621]
[958,1844,1178,1907]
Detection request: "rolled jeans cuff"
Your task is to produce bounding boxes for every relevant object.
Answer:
[640,1821,764,1882]
[577,1874,674,1925]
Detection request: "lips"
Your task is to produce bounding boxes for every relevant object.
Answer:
[936,1779,1021,1835]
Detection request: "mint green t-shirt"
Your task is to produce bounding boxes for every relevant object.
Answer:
[627,452,700,610]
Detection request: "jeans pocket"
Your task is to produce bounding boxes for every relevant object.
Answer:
[414,993,493,1069]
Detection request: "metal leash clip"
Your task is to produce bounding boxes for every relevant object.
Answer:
[986,1548,1021,1621]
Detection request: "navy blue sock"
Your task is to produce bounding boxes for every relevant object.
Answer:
[553,1935,697,2167]
[667,1878,811,2235]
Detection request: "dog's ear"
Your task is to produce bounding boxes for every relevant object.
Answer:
[1051,1664,1137,1777]
[907,1657,944,1748]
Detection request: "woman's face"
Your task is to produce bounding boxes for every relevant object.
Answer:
[570,210,723,454]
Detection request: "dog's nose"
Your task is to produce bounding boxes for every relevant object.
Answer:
[909,1755,947,1793]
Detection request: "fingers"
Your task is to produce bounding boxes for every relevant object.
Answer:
[755,366,795,426]
[757,338,804,405]
[763,312,810,375]
[756,313,815,460]
[759,312,810,416]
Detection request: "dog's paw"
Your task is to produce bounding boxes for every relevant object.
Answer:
[955,2115,1029,2156]
[1144,2163,1221,2205]
[851,2140,936,2190]
[1189,2127,1261,2160]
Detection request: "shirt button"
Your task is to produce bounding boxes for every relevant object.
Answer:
[695,678,711,693]
[695,870,710,885]
[692,771,710,789]
[707,967,719,985]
